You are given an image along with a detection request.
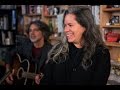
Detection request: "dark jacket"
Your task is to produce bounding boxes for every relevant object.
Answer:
[4,35,52,85]
[41,43,111,85]
[7,35,52,74]
[16,35,52,73]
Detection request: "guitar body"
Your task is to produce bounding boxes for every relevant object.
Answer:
[0,53,43,85]
[11,54,35,85]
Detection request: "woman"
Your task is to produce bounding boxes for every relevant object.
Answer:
[37,6,111,85]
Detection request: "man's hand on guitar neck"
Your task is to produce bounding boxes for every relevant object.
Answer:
[6,73,13,85]
[5,69,14,85]
[35,73,44,85]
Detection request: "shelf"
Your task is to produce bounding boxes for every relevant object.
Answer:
[24,14,41,17]
[100,5,120,61]
[103,8,120,12]
[49,35,61,45]
[0,29,16,31]
[111,60,120,66]
[49,35,61,41]
[103,25,120,28]
[105,42,120,47]
[44,15,57,18]
[0,45,15,47]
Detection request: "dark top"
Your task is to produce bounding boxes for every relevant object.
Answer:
[41,43,111,85]
[3,35,52,85]
[7,35,52,73]
[32,46,42,59]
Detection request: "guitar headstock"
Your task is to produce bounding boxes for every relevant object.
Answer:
[39,73,44,79]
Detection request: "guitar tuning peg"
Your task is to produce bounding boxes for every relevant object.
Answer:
[40,73,44,78]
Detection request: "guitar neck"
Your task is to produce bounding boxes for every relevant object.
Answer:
[0,71,11,84]
[22,72,36,79]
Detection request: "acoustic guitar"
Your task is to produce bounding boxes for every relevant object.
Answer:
[0,53,44,85]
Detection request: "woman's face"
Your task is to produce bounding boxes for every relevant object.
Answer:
[64,14,85,44]
[29,24,44,43]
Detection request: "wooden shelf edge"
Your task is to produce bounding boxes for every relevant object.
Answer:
[44,15,57,18]
[23,14,41,16]
[111,60,120,65]
[103,25,120,28]
[105,42,120,47]
[103,8,120,12]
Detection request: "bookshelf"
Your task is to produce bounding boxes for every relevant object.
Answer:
[100,5,120,61]
[21,5,42,36]
[0,9,16,46]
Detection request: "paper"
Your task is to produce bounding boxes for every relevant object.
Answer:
[57,14,64,33]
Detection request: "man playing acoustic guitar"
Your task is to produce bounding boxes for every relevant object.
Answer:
[5,20,52,85]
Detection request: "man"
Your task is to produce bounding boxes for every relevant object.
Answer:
[5,20,52,85]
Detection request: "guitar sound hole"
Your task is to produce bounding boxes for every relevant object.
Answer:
[17,67,24,80]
